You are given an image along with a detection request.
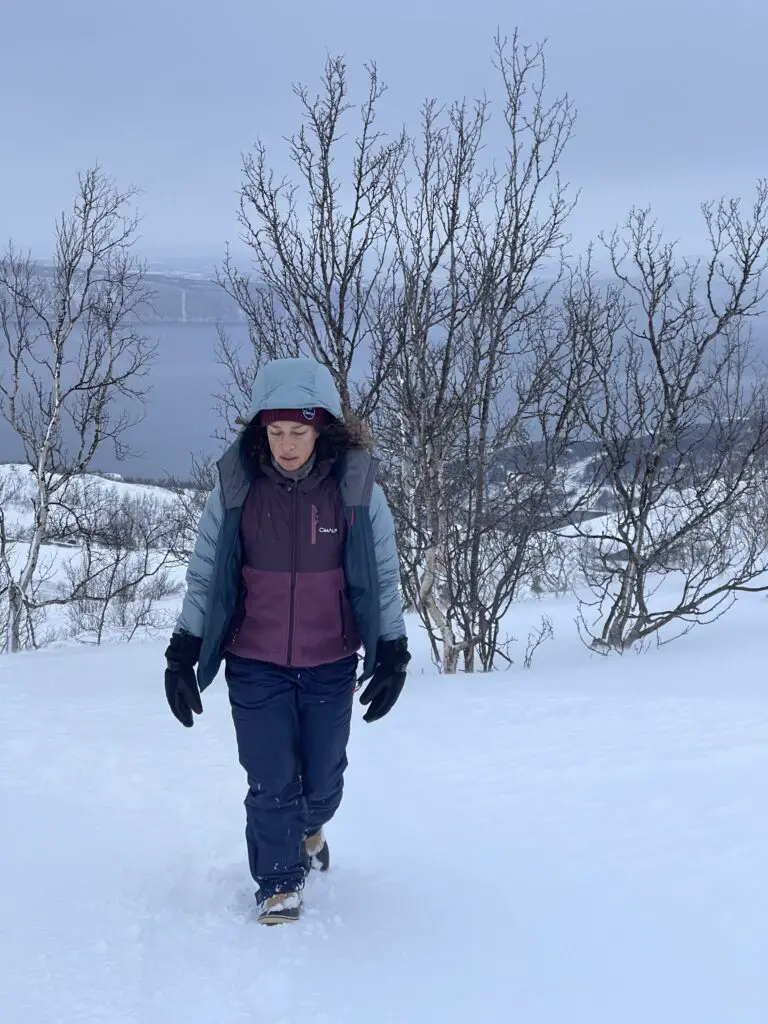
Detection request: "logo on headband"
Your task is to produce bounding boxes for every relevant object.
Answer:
[302,408,316,420]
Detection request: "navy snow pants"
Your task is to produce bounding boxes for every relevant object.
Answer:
[224,653,357,898]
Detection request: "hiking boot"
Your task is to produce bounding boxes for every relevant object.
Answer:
[305,829,330,872]
[256,890,302,926]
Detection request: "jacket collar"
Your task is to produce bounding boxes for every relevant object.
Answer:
[260,454,336,492]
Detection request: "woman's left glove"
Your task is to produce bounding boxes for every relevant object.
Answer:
[359,637,411,723]
[164,631,203,727]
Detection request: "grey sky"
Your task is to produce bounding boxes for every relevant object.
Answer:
[2,0,766,260]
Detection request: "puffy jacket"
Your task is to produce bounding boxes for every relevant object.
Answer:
[175,358,405,690]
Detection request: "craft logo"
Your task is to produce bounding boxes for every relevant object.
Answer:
[310,504,338,544]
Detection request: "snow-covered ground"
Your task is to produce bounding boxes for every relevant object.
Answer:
[1,593,767,1023]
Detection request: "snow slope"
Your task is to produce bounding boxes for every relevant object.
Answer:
[1,595,767,1023]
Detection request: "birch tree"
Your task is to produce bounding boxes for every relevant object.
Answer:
[214,35,599,672]
[217,55,408,429]
[376,33,591,672]
[0,168,155,652]
[572,190,768,650]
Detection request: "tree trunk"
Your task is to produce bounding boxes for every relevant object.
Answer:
[420,544,462,673]
[8,582,23,653]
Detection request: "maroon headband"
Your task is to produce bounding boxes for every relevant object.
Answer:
[260,407,329,428]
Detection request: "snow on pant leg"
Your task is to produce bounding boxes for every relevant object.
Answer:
[298,655,357,837]
[224,655,306,898]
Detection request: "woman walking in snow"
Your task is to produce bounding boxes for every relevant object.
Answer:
[163,357,410,924]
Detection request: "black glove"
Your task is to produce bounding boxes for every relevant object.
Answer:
[164,631,203,728]
[359,637,410,724]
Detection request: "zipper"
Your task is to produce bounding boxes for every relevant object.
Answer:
[339,590,349,651]
[223,587,246,652]
[286,484,299,666]
[220,529,245,654]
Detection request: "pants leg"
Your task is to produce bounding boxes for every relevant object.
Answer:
[225,655,306,897]
[298,655,357,836]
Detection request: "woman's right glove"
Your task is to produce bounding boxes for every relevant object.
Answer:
[359,636,411,723]
[164,631,203,727]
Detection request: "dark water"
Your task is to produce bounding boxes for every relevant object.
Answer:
[134,321,250,479]
[0,322,250,481]
[1,315,766,483]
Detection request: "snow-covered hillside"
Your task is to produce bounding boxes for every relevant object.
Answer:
[0,463,189,646]
[1,593,767,1023]
[0,463,179,532]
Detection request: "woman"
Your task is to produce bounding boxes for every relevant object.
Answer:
[163,357,410,925]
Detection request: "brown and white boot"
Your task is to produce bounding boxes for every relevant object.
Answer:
[256,890,302,926]
[305,829,330,872]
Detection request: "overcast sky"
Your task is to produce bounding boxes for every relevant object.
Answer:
[2,0,766,262]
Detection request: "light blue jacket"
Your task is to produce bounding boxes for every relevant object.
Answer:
[176,358,405,687]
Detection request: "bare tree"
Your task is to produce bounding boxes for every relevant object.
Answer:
[524,615,554,668]
[0,167,155,652]
[372,92,492,670]
[0,468,23,643]
[163,454,218,562]
[571,189,768,650]
[217,55,409,431]
[60,484,182,644]
[376,33,592,672]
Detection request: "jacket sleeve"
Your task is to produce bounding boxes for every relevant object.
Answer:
[369,482,406,641]
[175,482,225,638]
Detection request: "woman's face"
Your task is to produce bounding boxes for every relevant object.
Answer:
[266,421,319,471]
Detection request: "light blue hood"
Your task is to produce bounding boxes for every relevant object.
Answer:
[249,358,344,421]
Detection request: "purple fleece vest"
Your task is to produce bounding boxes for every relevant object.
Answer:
[226,460,362,667]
